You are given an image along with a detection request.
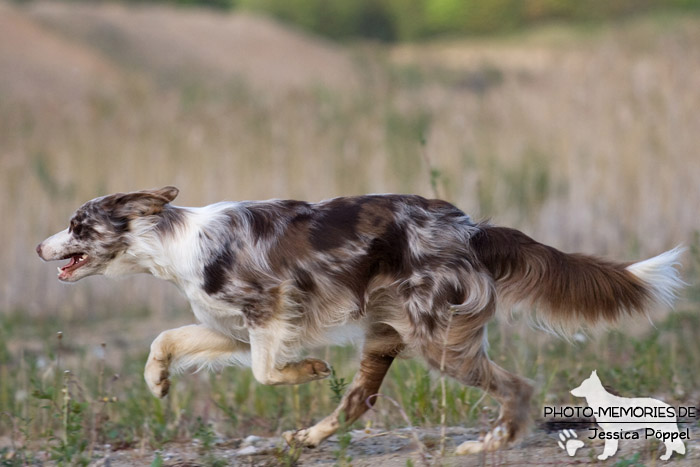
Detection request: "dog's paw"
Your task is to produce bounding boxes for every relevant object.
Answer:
[455,440,484,455]
[300,358,331,380]
[282,428,320,448]
[456,424,508,455]
[557,429,584,457]
[144,362,171,398]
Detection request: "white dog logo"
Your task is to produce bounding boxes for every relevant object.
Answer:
[570,370,686,460]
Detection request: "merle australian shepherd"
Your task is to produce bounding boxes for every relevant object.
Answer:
[36,187,683,454]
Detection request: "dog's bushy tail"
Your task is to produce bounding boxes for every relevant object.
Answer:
[471,225,684,333]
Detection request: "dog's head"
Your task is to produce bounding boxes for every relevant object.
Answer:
[36,186,179,282]
[570,370,603,398]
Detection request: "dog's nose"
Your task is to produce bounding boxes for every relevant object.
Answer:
[36,242,43,258]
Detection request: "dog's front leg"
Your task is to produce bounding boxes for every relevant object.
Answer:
[248,321,331,385]
[145,324,249,397]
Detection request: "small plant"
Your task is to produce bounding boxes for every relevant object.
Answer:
[0,422,37,467]
[150,451,163,467]
[193,416,217,452]
[612,452,645,467]
[31,339,92,467]
[328,368,353,465]
[329,367,349,404]
[332,412,353,467]
[275,443,301,467]
[193,416,227,467]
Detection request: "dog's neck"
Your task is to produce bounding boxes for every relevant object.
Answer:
[115,206,204,287]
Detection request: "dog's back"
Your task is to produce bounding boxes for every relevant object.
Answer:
[210,194,682,340]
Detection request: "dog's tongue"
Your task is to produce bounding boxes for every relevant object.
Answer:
[62,255,78,270]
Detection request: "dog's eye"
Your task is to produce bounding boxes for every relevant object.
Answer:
[70,221,83,236]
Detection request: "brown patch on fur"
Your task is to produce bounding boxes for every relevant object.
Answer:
[245,206,277,243]
[309,197,362,251]
[471,225,651,326]
[202,242,236,295]
[70,207,100,240]
[268,239,311,275]
[435,279,466,307]
[279,200,313,212]
[293,267,316,294]
[266,203,315,272]
[235,280,302,327]
[229,287,272,326]
[337,220,410,315]
[154,206,187,237]
[425,198,464,215]
[356,199,394,233]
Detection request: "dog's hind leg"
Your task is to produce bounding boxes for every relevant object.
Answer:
[452,355,534,454]
[283,324,404,447]
[422,322,533,455]
[145,324,249,398]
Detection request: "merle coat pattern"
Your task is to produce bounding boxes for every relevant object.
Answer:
[36,187,683,454]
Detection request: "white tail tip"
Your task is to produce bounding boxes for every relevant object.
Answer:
[626,246,686,309]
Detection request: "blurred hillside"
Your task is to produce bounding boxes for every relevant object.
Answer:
[116,0,700,41]
[1,1,699,318]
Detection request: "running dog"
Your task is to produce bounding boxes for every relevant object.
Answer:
[36,187,683,454]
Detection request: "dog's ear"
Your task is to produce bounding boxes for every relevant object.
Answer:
[101,186,179,218]
[152,186,179,203]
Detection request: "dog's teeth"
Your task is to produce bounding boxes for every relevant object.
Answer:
[80,254,87,260]
[57,267,62,274]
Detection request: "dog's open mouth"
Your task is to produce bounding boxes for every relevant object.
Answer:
[58,253,89,279]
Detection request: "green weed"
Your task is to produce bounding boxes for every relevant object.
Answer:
[275,442,302,466]
[329,367,350,404]
[150,451,163,467]
[612,452,645,467]
[332,412,353,467]
[193,417,227,467]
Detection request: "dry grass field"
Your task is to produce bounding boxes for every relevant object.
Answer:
[1,1,699,465]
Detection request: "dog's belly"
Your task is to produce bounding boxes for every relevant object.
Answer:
[197,309,249,341]
[314,322,365,348]
[185,287,249,340]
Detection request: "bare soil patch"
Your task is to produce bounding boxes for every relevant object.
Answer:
[79,425,700,466]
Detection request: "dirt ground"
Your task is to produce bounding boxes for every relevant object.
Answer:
[85,423,699,466]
